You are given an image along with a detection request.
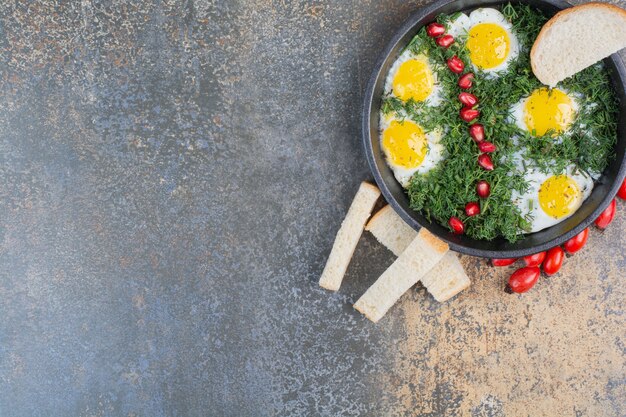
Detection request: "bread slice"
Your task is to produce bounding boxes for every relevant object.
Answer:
[354,228,448,322]
[420,252,471,302]
[531,2,626,87]
[366,204,470,303]
[365,205,417,256]
[319,182,381,291]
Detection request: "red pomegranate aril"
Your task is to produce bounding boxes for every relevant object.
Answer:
[447,56,465,73]
[448,216,464,234]
[478,141,496,153]
[507,266,541,293]
[476,180,490,198]
[460,107,480,122]
[491,258,517,267]
[426,22,446,37]
[465,202,480,216]
[458,72,474,89]
[459,92,478,107]
[595,199,616,229]
[618,178,626,200]
[436,34,454,48]
[469,124,485,143]
[477,154,494,171]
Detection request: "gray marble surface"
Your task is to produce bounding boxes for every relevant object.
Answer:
[0,1,624,416]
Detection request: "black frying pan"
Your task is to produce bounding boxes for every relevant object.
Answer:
[363,0,626,258]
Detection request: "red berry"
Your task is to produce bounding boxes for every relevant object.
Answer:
[448,216,464,234]
[595,199,616,229]
[564,228,589,254]
[426,22,446,37]
[460,107,480,122]
[476,180,490,198]
[617,178,626,200]
[465,202,480,216]
[507,266,541,293]
[469,124,485,143]
[436,34,454,48]
[447,56,465,73]
[491,258,517,267]
[477,154,494,171]
[523,251,546,267]
[459,92,478,107]
[543,247,564,276]
[478,141,496,153]
[458,72,474,89]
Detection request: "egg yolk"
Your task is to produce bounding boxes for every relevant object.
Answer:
[382,120,428,169]
[524,88,574,137]
[538,175,581,218]
[392,57,434,102]
[467,23,510,69]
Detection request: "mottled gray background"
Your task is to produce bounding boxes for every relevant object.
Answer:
[0,1,624,416]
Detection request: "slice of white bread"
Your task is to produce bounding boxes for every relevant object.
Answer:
[531,2,626,87]
[365,204,470,303]
[354,228,448,322]
[420,252,470,302]
[365,205,417,256]
[319,182,381,291]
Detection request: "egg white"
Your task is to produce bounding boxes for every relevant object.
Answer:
[383,48,443,106]
[511,165,594,233]
[379,114,445,187]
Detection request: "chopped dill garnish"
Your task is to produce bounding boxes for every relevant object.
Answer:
[384,3,618,242]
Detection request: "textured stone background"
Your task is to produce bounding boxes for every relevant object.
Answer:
[0,1,624,416]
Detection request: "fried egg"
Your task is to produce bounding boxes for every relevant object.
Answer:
[380,115,444,187]
[512,165,593,233]
[448,8,520,75]
[511,87,579,137]
[384,49,443,106]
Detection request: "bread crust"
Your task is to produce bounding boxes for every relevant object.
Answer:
[531,2,626,83]
[418,227,449,254]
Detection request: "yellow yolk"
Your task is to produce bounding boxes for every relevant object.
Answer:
[524,88,575,137]
[467,23,510,69]
[538,175,581,218]
[382,120,428,169]
[392,57,434,102]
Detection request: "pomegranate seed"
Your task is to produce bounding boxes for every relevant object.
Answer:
[478,154,494,171]
[478,141,496,153]
[458,72,474,89]
[460,107,480,122]
[436,34,454,48]
[476,180,490,198]
[465,202,480,216]
[447,56,465,73]
[459,92,478,107]
[426,23,446,37]
[469,124,485,143]
[448,216,464,234]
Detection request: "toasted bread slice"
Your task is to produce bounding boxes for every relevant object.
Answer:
[365,205,417,256]
[319,182,380,291]
[354,228,448,322]
[531,2,626,87]
[420,252,470,302]
[366,205,470,303]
